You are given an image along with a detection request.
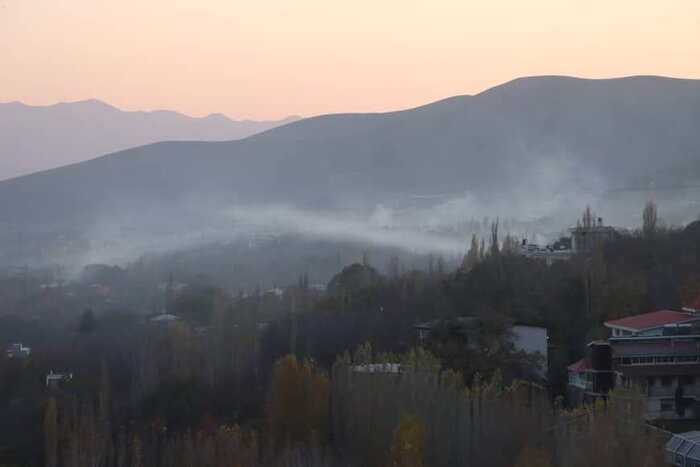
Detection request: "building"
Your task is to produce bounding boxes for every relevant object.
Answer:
[569,217,616,253]
[149,313,180,323]
[352,363,401,374]
[519,239,574,265]
[415,317,548,379]
[46,370,72,389]
[6,343,30,358]
[666,431,700,466]
[605,310,698,337]
[567,306,700,420]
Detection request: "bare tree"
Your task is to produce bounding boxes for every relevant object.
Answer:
[642,200,658,237]
[490,218,500,257]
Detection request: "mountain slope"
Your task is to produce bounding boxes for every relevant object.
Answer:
[0,76,698,230]
[0,99,299,179]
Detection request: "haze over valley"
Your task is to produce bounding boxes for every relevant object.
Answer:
[4,1,700,464]
[0,75,698,287]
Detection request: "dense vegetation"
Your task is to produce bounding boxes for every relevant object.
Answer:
[1,206,698,466]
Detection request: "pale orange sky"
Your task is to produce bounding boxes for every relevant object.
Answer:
[0,0,698,120]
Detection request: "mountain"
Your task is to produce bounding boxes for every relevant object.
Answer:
[0,99,299,180]
[0,76,698,258]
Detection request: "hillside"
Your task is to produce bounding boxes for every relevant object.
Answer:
[0,99,299,179]
[0,75,698,238]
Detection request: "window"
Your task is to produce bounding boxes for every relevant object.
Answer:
[661,377,673,386]
[679,355,699,363]
[662,399,674,411]
[621,357,631,365]
[654,356,675,364]
[680,375,694,386]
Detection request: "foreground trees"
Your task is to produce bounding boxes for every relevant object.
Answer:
[35,337,665,467]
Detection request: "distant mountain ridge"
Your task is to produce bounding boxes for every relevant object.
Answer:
[0,99,300,179]
[0,76,698,232]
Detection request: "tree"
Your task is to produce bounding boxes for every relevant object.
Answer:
[44,397,58,467]
[502,234,520,255]
[268,355,330,447]
[582,206,595,230]
[306,370,330,441]
[386,413,426,467]
[642,200,658,237]
[78,309,96,334]
[514,445,552,467]
[269,355,304,445]
[490,218,500,257]
[462,234,479,271]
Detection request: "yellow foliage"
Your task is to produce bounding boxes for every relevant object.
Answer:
[386,414,426,467]
[513,445,552,467]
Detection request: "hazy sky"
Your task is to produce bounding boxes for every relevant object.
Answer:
[1,0,698,119]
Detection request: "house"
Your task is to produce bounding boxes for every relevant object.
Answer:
[46,370,72,389]
[414,317,548,379]
[519,239,573,264]
[605,310,698,337]
[149,313,180,323]
[569,217,616,253]
[6,343,30,358]
[567,308,700,420]
[352,363,401,374]
[666,431,700,467]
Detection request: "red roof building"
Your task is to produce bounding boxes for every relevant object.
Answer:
[605,310,698,336]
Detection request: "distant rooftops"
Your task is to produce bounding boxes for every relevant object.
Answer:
[604,310,695,332]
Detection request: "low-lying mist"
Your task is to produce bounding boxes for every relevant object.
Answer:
[1,151,697,288]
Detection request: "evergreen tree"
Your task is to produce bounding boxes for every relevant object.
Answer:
[462,234,479,271]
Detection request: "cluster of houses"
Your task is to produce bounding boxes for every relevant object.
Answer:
[519,217,615,264]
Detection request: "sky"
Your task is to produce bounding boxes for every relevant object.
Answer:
[1,0,698,120]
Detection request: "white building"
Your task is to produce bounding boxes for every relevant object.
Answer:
[6,343,30,358]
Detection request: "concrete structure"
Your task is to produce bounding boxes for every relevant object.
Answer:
[6,343,30,358]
